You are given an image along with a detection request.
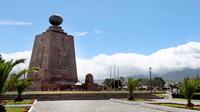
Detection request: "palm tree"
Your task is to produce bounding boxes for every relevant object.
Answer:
[9,68,39,101]
[0,56,25,95]
[128,78,141,100]
[181,77,200,107]
[15,78,32,101]
[0,55,25,111]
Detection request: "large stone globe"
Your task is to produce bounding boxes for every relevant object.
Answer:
[49,15,63,26]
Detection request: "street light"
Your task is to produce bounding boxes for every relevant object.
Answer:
[109,66,112,91]
[149,67,152,96]
[114,66,116,91]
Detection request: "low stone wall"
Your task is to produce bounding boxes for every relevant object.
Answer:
[1,92,160,101]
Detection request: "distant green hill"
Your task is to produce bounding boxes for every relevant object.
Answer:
[126,74,160,79]
[125,68,200,81]
[162,68,200,81]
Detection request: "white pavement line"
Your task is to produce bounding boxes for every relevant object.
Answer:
[28,99,37,112]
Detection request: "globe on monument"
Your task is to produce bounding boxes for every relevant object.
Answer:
[49,15,63,26]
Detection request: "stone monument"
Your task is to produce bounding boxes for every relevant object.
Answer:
[84,73,101,91]
[28,15,78,90]
[85,73,94,84]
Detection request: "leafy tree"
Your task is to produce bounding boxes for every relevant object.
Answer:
[128,78,141,100]
[152,77,165,90]
[181,78,200,107]
[103,78,112,88]
[139,78,150,86]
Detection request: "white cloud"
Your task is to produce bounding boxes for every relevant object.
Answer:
[0,20,33,26]
[74,32,88,37]
[93,29,102,34]
[1,42,200,80]
[1,51,31,73]
[76,42,200,79]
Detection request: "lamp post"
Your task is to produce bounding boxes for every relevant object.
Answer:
[149,67,152,96]
[114,66,115,91]
[109,66,112,91]
[118,67,120,91]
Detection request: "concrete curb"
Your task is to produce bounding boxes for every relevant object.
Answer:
[110,99,200,112]
[152,99,200,105]
[142,103,199,112]
[28,99,37,112]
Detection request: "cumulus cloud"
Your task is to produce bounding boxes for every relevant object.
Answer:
[77,42,200,79]
[1,42,200,80]
[1,51,31,73]
[0,20,33,26]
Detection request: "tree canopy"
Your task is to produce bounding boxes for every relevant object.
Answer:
[152,77,165,89]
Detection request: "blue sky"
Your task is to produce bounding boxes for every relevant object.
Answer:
[1,0,200,58]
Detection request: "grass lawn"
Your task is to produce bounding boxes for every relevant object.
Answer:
[6,107,30,112]
[152,103,200,111]
[153,94,167,99]
[0,100,34,105]
[172,98,200,104]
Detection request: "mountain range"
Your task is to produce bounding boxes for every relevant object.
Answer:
[127,68,200,81]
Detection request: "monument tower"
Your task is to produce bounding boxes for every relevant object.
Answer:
[28,15,78,90]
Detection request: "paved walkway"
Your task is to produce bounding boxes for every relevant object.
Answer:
[32,100,165,112]
[31,100,200,112]
[111,99,199,112]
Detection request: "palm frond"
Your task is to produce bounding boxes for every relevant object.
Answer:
[181,77,200,107]
[16,78,32,94]
[11,59,25,68]
[0,57,26,95]
[128,78,141,94]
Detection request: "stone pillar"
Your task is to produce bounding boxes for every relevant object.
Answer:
[84,73,100,91]
[28,15,78,90]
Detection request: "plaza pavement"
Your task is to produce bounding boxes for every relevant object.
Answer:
[31,100,163,112]
[30,99,200,112]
